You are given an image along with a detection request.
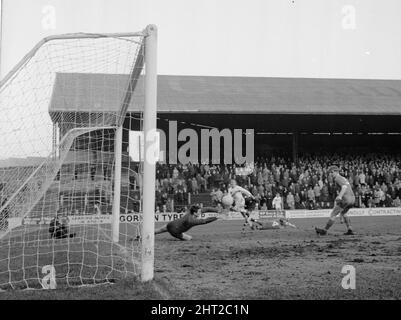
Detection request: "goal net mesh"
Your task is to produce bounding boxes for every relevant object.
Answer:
[0,32,146,290]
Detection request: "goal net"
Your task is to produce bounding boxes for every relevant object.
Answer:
[0,27,155,290]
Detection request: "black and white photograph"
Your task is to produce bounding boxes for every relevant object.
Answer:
[0,0,400,310]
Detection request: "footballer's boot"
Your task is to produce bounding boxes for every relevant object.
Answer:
[344,229,355,235]
[315,227,327,235]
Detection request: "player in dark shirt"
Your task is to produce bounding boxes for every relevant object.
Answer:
[155,205,220,240]
[49,214,76,239]
[316,166,355,236]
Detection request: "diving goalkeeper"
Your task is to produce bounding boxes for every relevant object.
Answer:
[154,205,220,240]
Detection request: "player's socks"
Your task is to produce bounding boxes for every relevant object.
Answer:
[325,219,335,230]
[343,216,353,235]
[241,210,253,228]
[343,216,352,230]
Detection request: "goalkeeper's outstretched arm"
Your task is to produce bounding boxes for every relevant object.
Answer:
[200,207,220,214]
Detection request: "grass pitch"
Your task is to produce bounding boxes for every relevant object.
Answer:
[1,216,401,299]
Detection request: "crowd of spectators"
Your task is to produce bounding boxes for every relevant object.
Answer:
[154,163,208,210]
[153,152,401,211]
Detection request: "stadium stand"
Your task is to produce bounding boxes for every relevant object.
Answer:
[153,151,401,211]
[3,75,401,217]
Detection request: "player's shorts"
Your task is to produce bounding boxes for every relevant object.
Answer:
[336,195,355,208]
[331,195,355,217]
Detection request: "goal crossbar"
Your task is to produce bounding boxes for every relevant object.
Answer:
[0,32,146,90]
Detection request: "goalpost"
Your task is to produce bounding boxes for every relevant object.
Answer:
[0,25,157,290]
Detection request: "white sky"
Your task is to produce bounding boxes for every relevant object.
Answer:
[1,0,401,80]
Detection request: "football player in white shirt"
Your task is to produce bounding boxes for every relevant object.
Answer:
[228,179,256,228]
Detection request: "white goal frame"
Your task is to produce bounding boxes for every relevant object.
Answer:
[0,25,158,284]
[110,25,158,282]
